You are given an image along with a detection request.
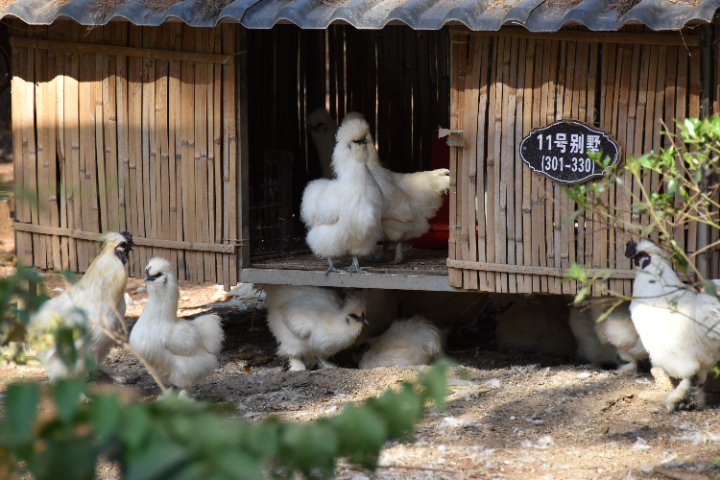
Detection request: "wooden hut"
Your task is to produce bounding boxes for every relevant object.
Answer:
[3,0,719,294]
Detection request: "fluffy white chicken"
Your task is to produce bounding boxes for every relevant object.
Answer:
[625,239,720,411]
[341,112,450,264]
[30,231,134,381]
[129,258,224,392]
[263,284,368,371]
[307,108,338,180]
[301,115,384,273]
[569,298,649,373]
[359,315,443,369]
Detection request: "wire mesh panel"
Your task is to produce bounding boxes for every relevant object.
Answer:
[249,151,293,256]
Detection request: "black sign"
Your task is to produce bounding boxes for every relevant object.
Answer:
[519,120,620,184]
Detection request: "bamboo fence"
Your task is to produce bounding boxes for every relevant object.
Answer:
[11,20,240,287]
[447,26,703,295]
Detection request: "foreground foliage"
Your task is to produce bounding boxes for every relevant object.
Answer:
[0,266,449,480]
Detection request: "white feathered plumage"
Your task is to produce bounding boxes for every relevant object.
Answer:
[301,115,384,273]
[29,231,134,381]
[307,108,338,180]
[129,258,224,391]
[345,112,450,264]
[625,239,720,411]
[569,298,648,373]
[359,316,443,369]
[263,284,368,371]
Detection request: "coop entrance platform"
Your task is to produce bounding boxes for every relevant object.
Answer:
[239,248,461,292]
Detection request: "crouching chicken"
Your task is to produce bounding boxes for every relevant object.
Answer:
[129,258,224,394]
[263,284,368,371]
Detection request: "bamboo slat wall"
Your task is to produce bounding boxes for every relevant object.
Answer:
[11,20,239,287]
[448,26,703,295]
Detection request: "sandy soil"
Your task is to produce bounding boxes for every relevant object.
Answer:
[1,272,719,480]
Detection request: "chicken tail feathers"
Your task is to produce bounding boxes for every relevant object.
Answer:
[192,314,224,355]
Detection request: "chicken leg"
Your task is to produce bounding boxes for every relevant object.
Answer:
[324,257,343,275]
[345,256,370,274]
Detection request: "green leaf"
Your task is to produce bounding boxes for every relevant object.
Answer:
[574,287,589,305]
[562,208,583,226]
[53,380,86,423]
[30,437,98,480]
[125,442,189,480]
[88,394,122,439]
[567,263,586,281]
[334,405,386,468]
[53,327,78,369]
[1,382,39,439]
[704,280,718,299]
[672,250,689,274]
[417,359,450,408]
[120,405,151,450]
[667,178,678,195]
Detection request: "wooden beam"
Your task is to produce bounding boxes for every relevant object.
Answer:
[446,258,637,279]
[13,222,240,254]
[9,37,241,65]
[449,27,700,47]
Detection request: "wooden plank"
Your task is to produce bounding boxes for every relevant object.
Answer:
[128,25,146,276]
[66,24,81,271]
[461,35,479,291]
[11,25,33,266]
[170,23,185,280]
[237,25,249,282]
[560,39,576,295]
[633,44,651,249]
[595,43,614,291]
[101,27,120,235]
[688,47,701,271]
[182,25,198,284]
[210,26,222,283]
[608,44,623,293]
[531,39,546,292]
[448,34,465,288]
[449,27,700,47]
[664,46,681,252]
[224,24,239,286]
[95,28,109,236]
[642,45,659,244]
[651,46,667,243]
[501,37,517,293]
[545,40,559,294]
[521,38,535,293]
[25,27,40,268]
[114,22,131,275]
[586,42,599,280]
[142,27,157,264]
[195,29,211,283]
[48,26,64,269]
[476,35,491,291]
[486,35,500,292]
[10,37,237,65]
[34,26,50,270]
[13,223,239,253]
[446,258,636,279]
[79,28,100,271]
[155,24,173,274]
[574,40,590,278]
[513,38,527,293]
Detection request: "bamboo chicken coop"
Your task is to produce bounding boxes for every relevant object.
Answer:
[3,0,720,294]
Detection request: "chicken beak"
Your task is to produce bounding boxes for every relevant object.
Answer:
[143,275,149,282]
[360,313,369,325]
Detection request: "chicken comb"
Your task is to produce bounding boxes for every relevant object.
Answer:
[120,231,134,247]
[624,240,638,258]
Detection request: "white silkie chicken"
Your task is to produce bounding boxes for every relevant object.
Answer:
[625,239,720,411]
[359,316,444,369]
[129,258,224,393]
[263,284,368,371]
[29,231,134,381]
[569,298,649,373]
[343,112,450,264]
[301,115,384,274]
[307,108,338,180]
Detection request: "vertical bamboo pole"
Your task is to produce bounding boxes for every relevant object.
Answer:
[461,35,479,291]
[448,34,465,288]
[476,36,491,291]
[521,38,535,293]
[181,25,198,283]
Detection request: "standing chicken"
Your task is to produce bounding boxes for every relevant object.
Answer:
[263,284,368,371]
[301,115,384,274]
[343,112,449,264]
[569,299,648,373]
[129,258,224,393]
[307,108,338,180]
[359,316,444,369]
[30,231,133,381]
[625,240,720,411]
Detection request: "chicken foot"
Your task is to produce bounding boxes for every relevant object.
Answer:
[345,256,370,274]
[324,257,344,275]
[666,375,704,412]
[393,241,408,264]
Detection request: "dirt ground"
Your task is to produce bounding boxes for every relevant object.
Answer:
[1,271,720,480]
[0,126,718,479]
